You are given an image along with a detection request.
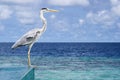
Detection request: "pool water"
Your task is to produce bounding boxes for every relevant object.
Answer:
[0,56,120,80]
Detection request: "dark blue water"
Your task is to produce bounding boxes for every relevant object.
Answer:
[0,43,120,57]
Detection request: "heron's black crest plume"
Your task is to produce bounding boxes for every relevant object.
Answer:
[41,8,48,10]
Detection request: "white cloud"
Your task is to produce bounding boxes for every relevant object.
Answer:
[48,0,89,6]
[111,5,120,16]
[50,14,56,19]
[0,5,13,20]
[53,20,69,32]
[86,10,115,26]
[18,18,35,24]
[14,6,37,24]
[85,0,120,27]
[110,0,120,16]
[0,0,39,4]
[79,19,84,25]
[0,0,42,24]
[110,0,120,6]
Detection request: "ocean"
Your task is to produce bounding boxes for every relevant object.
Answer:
[0,43,120,80]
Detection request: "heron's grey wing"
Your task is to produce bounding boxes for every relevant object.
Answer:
[26,37,34,42]
[12,29,41,49]
[12,33,36,48]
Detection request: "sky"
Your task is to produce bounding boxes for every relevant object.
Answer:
[0,0,120,42]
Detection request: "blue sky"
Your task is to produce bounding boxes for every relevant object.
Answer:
[0,0,120,42]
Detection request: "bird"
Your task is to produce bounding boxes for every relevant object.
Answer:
[11,8,58,67]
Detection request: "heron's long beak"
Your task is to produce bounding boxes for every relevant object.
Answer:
[48,9,59,12]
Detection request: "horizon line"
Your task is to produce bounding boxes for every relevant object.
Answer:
[0,42,120,43]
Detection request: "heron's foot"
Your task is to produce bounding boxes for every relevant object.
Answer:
[29,65,38,68]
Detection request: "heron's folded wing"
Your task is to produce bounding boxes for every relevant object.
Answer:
[12,30,38,48]
[26,36,34,41]
[19,31,37,45]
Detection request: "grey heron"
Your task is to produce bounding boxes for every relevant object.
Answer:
[12,8,58,67]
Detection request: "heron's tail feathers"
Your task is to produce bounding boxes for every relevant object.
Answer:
[11,43,18,49]
[11,42,22,49]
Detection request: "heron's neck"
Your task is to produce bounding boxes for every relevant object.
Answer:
[40,11,47,32]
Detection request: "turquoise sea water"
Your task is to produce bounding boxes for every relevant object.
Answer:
[35,57,120,80]
[0,56,120,80]
[0,43,120,80]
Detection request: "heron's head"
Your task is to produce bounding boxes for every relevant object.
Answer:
[41,8,59,13]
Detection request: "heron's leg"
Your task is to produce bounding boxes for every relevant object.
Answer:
[28,45,32,67]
